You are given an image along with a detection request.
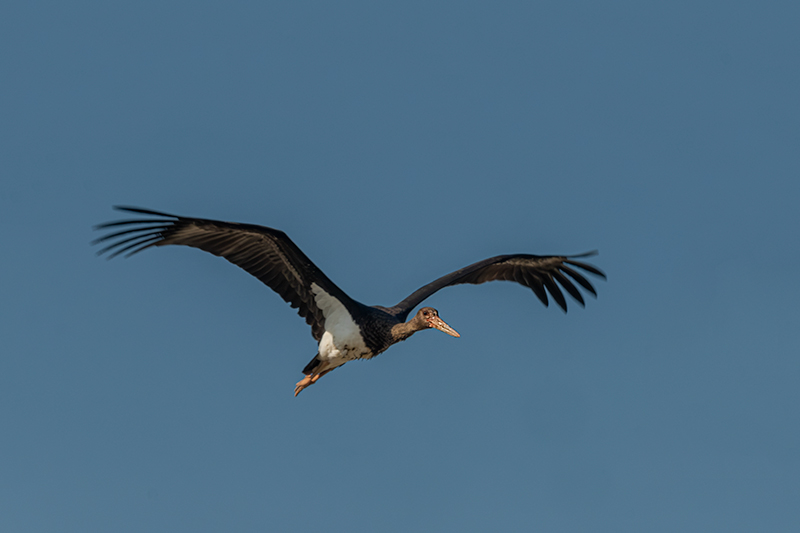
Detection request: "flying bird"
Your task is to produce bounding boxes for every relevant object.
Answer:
[94,207,605,396]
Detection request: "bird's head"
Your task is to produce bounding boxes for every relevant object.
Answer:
[415,307,460,337]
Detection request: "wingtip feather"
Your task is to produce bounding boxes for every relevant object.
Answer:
[113,206,179,218]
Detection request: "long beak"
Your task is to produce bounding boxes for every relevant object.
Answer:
[429,316,460,337]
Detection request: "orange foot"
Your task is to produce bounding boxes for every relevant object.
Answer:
[293,372,328,397]
[294,375,313,396]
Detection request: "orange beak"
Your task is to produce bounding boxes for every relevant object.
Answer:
[429,315,460,337]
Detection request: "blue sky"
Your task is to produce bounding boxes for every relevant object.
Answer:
[2,1,799,531]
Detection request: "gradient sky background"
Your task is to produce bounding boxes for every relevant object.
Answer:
[2,1,799,531]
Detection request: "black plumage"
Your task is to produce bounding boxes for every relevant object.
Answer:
[94,206,606,395]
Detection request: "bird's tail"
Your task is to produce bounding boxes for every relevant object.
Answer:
[302,354,321,375]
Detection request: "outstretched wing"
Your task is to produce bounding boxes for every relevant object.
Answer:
[387,253,605,321]
[93,206,358,341]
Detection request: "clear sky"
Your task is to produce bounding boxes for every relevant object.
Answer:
[2,1,799,531]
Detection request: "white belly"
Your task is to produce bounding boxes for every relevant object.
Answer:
[311,283,372,366]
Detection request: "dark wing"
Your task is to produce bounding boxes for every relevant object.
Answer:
[93,206,358,341]
[386,253,605,321]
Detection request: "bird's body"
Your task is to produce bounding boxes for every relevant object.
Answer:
[94,207,605,395]
[307,285,377,371]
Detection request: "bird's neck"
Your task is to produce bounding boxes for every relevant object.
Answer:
[390,319,424,343]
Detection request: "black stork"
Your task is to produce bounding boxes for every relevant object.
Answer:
[94,207,606,396]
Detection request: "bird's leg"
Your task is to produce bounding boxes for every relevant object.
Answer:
[294,369,334,396]
[310,371,328,383]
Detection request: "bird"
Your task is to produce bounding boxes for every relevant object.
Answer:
[94,206,606,396]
